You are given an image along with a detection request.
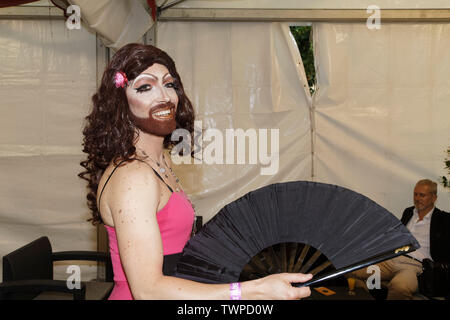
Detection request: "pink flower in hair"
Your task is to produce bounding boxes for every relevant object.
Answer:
[114,71,128,88]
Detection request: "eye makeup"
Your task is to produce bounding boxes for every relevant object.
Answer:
[131,73,175,91]
[135,83,152,93]
[131,74,155,92]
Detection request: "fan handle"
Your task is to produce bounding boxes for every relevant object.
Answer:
[293,245,416,288]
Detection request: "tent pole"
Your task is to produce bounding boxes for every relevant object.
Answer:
[95,33,110,280]
[159,8,450,22]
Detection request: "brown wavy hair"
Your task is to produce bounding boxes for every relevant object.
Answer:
[79,43,195,225]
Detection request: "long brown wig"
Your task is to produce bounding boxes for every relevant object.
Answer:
[79,43,195,225]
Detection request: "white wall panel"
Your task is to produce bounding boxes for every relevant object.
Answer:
[313,23,450,217]
[0,19,97,281]
[158,22,312,222]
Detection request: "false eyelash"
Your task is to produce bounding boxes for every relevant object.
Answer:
[135,83,175,93]
[135,85,151,93]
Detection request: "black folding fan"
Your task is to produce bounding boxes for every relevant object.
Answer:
[174,181,420,287]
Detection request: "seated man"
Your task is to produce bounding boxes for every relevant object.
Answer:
[349,179,450,299]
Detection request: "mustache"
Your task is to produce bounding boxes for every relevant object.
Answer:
[149,102,176,113]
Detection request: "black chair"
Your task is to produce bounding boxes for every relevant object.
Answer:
[0,236,113,300]
[418,258,450,300]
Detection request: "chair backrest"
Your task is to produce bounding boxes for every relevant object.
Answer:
[419,258,450,298]
[3,236,53,282]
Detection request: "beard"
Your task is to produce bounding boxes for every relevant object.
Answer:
[129,102,177,137]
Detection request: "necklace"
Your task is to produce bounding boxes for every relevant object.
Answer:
[137,148,198,233]
[162,154,180,184]
[138,148,181,192]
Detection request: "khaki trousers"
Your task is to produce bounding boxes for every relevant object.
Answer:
[349,255,422,300]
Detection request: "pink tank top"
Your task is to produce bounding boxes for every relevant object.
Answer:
[105,190,195,300]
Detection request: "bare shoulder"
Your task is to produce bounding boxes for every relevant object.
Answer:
[99,159,160,226]
[110,160,159,191]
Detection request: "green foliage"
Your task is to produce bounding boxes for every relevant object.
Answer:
[290,26,316,94]
[442,148,450,189]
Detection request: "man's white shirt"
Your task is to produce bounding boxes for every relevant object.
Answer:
[406,207,434,262]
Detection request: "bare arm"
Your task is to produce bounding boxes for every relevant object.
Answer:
[107,161,312,300]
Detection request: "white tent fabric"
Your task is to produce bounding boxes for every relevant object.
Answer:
[1,2,450,285]
[68,0,153,49]
[313,23,450,216]
[173,0,450,9]
[157,21,450,223]
[158,21,312,222]
[0,19,97,281]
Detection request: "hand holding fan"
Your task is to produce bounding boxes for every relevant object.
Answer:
[174,181,419,287]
